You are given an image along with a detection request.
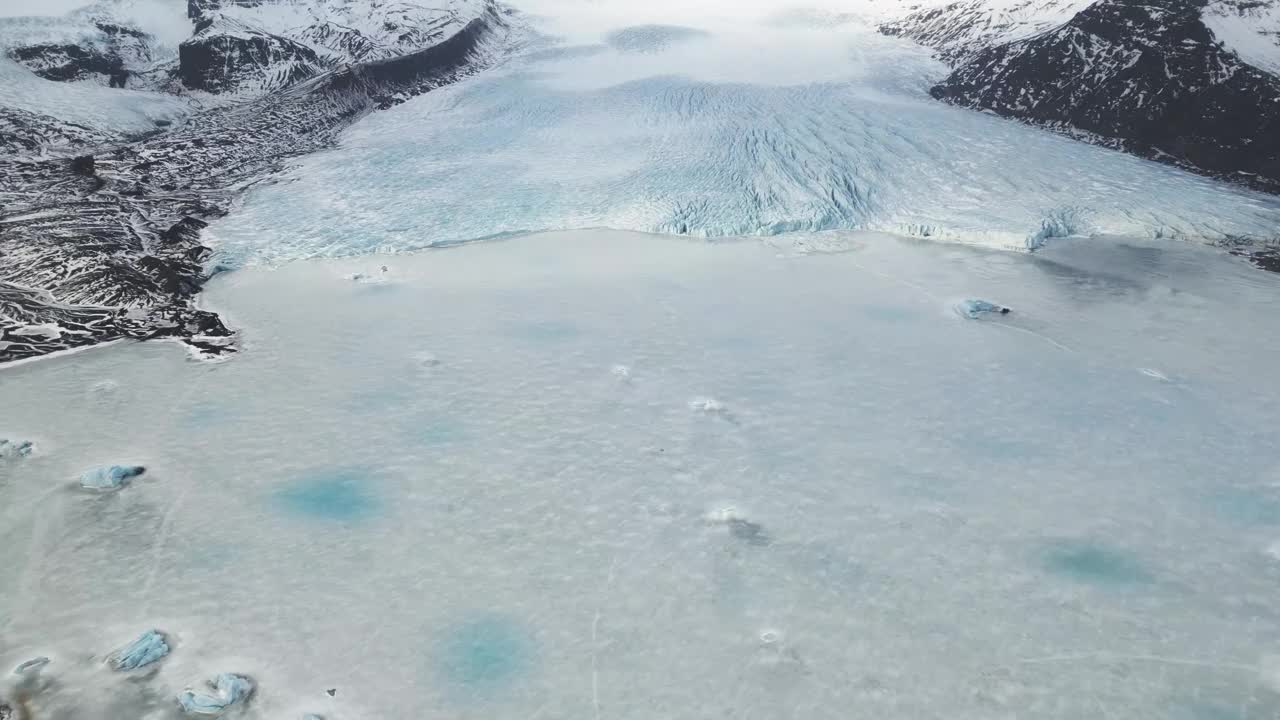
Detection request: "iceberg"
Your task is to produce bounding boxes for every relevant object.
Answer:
[110,630,170,671]
[79,465,145,490]
[957,299,1010,318]
[12,657,49,675]
[0,439,33,459]
[177,673,254,715]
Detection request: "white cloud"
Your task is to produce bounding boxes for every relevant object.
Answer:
[0,0,92,17]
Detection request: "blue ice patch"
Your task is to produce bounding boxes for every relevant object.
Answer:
[438,614,535,692]
[1208,487,1280,526]
[1041,540,1152,585]
[1173,699,1252,720]
[413,419,464,446]
[0,438,34,459]
[13,657,49,675]
[80,465,145,490]
[177,673,253,715]
[111,630,169,671]
[956,299,1011,319]
[274,469,380,522]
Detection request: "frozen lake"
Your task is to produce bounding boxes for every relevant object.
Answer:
[3,229,1280,719]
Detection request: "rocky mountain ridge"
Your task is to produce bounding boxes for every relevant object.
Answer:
[883,0,1280,201]
[0,0,515,363]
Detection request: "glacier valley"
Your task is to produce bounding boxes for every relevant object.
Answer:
[211,0,1280,265]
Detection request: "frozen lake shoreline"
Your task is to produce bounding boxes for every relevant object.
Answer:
[3,228,1279,719]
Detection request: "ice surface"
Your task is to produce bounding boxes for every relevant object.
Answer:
[110,629,169,671]
[210,2,1280,266]
[3,229,1280,719]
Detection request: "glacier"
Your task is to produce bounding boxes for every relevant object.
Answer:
[210,0,1280,266]
[3,228,1280,719]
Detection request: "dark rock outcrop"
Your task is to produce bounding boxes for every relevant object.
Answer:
[0,107,113,155]
[0,3,510,364]
[880,0,1088,65]
[6,21,154,88]
[9,42,128,86]
[179,20,326,94]
[890,0,1280,193]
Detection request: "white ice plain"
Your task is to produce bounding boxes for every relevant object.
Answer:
[3,229,1280,719]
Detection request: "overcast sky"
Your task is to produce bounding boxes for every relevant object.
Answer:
[0,0,92,17]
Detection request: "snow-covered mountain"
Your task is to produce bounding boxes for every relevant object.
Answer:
[880,0,1091,64]
[882,0,1280,192]
[181,0,488,95]
[1202,0,1280,75]
[0,0,514,362]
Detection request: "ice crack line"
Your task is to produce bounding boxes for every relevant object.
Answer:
[592,556,619,720]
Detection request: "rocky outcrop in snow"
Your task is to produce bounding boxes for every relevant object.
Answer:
[880,0,1089,64]
[0,0,513,364]
[884,0,1280,197]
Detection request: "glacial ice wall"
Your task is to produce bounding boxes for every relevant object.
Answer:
[210,9,1280,265]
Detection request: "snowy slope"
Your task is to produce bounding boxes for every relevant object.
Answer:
[181,0,489,95]
[0,0,190,88]
[1202,0,1280,76]
[898,0,1280,192]
[880,0,1090,64]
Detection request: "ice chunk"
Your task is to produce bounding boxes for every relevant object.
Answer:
[79,465,145,490]
[12,657,49,675]
[0,438,34,459]
[177,673,254,715]
[346,266,391,283]
[1138,368,1171,382]
[727,517,771,546]
[957,299,1011,319]
[110,630,169,671]
[705,506,771,546]
[689,396,727,414]
[303,715,324,720]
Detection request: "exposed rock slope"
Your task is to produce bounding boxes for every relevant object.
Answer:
[0,0,514,363]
